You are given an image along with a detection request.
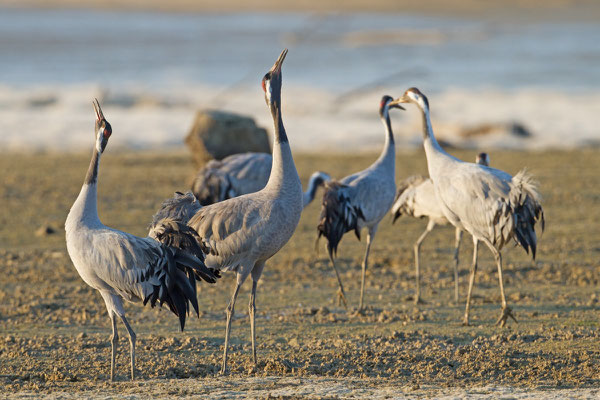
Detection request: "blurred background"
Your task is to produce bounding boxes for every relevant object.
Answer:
[0,0,599,153]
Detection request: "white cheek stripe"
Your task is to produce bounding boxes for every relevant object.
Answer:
[96,127,104,152]
[266,80,272,102]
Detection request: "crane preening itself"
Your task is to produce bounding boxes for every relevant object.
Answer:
[317,96,404,312]
[391,152,490,305]
[389,88,544,327]
[182,49,303,374]
[192,152,330,207]
[65,100,219,381]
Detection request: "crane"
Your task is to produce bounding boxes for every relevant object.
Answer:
[65,100,218,381]
[391,152,490,304]
[317,95,403,312]
[185,49,304,373]
[389,88,544,326]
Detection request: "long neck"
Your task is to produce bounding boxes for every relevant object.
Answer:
[419,103,455,177]
[302,175,319,208]
[265,103,299,191]
[85,148,101,185]
[66,148,102,228]
[373,107,396,169]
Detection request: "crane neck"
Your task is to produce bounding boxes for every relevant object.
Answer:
[419,103,446,156]
[302,174,322,208]
[417,102,459,178]
[66,147,102,229]
[374,106,396,169]
[271,101,288,144]
[265,102,300,192]
[84,147,101,185]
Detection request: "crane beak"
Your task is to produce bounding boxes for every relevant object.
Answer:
[92,98,105,121]
[389,96,408,109]
[270,48,288,75]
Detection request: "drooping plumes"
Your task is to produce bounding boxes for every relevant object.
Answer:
[505,170,545,258]
[317,181,364,258]
[150,191,202,227]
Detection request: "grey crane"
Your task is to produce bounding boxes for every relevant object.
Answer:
[317,96,403,312]
[192,152,330,207]
[391,152,490,304]
[184,49,303,374]
[65,100,218,381]
[389,88,544,326]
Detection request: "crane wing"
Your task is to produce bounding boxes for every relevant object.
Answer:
[391,175,428,221]
[89,229,217,330]
[223,153,272,197]
[187,193,272,269]
[435,164,543,256]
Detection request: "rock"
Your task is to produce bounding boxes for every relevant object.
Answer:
[185,110,271,167]
[77,332,87,339]
[35,225,56,237]
[459,121,532,139]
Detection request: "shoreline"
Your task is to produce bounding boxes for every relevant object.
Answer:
[1,0,600,21]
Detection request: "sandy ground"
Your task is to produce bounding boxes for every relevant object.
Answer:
[2,0,600,21]
[0,150,599,398]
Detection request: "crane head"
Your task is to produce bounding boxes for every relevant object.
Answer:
[379,95,405,117]
[389,87,430,110]
[92,98,112,153]
[261,48,288,107]
[476,152,490,166]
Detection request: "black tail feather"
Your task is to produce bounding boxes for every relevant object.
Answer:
[513,193,544,260]
[317,182,363,259]
[143,220,220,331]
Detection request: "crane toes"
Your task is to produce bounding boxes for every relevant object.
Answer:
[336,288,348,310]
[413,296,426,305]
[495,306,517,327]
[350,307,367,318]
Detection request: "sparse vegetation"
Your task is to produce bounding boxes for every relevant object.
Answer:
[1,149,599,397]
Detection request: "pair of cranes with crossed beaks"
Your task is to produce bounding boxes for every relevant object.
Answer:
[66,49,544,380]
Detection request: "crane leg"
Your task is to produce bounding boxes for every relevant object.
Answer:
[358,231,374,312]
[109,314,118,382]
[221,279,242,375]
[413,221,435,305]
[462,237,479,326]
[249,280,258,365]
[118,314,136,381]
[492,250,517,327]
[453,228,463,303]
[329,254,348,310]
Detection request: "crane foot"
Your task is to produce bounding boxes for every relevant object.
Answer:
[495,306,517,327]
[336,288,348,310]
[350,307,367,318]
[413,296,426,305]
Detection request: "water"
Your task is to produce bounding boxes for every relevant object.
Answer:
[0,8,598,151]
